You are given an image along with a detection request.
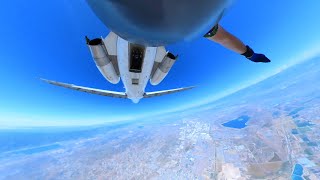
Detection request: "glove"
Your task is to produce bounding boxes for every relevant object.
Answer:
[248,53,271,63]
[242,45,271,63]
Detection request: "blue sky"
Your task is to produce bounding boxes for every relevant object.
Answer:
[0,0,320,128]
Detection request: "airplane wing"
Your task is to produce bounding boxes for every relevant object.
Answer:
[41,78,127,98]
[144,86,195,98]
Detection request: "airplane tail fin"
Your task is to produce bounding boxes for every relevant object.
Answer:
[40,78,127,98]
[41,78,194,102]
[144,86,195,98]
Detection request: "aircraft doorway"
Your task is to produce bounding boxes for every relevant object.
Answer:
[129,44,145,73]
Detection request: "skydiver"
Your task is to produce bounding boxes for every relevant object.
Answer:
[204,24,271,63]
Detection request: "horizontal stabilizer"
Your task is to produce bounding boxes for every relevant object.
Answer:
[144,86,195,98]
[41,78,127,98]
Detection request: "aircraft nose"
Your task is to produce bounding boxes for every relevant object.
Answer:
[86,0,231,46]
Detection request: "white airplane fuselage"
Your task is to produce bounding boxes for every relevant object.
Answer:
[96,32,178,103]
[115,37,156,103]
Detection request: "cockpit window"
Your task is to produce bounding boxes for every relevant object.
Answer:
[129,45,144,73]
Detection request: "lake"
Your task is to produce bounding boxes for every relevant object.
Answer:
[222,115,250,129]
[291,164,303,180]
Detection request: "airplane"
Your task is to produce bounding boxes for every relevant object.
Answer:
[42,32,194,103]
[42,0,231,103]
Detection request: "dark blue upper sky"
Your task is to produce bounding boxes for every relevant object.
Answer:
[1,0,320,127]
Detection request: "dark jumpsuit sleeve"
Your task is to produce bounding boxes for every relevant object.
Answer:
[203,24,219,38]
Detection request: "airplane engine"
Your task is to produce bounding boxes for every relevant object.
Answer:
[150,52,177,85]
[86,37,120,84]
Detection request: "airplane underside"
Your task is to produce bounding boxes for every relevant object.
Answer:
[42,32,194,103]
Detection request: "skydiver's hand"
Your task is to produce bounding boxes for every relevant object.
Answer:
[248,53,271,63]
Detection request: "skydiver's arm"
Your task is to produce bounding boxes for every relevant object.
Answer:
[204,24,271,63]
[207,24,247,54]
